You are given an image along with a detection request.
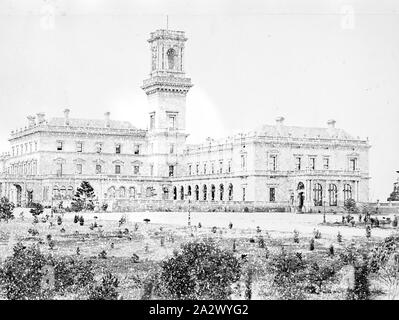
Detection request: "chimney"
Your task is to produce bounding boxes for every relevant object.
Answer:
[275,116,285,134]
[27,115,36,127]
[64,108,70,125]
[36,113,45,124]
[104,112,111,128]
[327,119,336,129]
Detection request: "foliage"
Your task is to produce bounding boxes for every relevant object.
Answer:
[74,215,79,223]
[347,260,370,300]
[159,240,241,300]
[0,243,47,300]
[0,197,15,222]
[337,232,342,243]
[344,198,358,214]
[29,202,43,217]
[71,181,95,212]
[293,230,299,243]
[79,216,84,226]
[309,238,315,251]
[88,272,119,300]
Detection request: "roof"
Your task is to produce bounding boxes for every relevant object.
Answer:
[256,124,356,140]
[46,117,136,130]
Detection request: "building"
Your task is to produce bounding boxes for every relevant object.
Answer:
[0,28,371,212]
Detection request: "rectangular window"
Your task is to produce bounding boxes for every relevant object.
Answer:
[242,188,246,201]
[196,164,199,175]
[76,164,82,174]
[270,155,277,171]
[169,144,174,154]
[310,157,316,170]
[56,164,63,177]
[350,158,357,171]
[323,158,329,170]
[115,165,121,174]
[219,161,223,174]
[270,187,276,202]
[228,160,231,173]
[134,165,140,175]
[115,144,121,154]
[150,114,155,129]
[169,165,174,177]
[241,155,246,170]
[211,162,215,174]
[188,164,192,175]
[76,142,83,153]
[29,143,32,153]
[12,147,14,156]
[35,142,38,151]
[150,164,154,176]
[134,144,140,155]
[295,157,302,170]
[57,141,63,151]
[203,163,207,175]
[168,115,176,129]
[96,165,102,174]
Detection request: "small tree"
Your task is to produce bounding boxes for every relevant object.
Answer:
[88,272,119,300]
[159,240,241,300]
[344,198,358,214]
[0,197,15,222]
[71,181,95,212]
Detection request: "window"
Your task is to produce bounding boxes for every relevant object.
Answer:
[196,164,199,175]
[96,143,103,154]
[150,114,155,129]
[343,184,352,201]
[228,160,232,173]
[76,142,83,153]
[115,144,121,154]
[34,142,38,151]
[203,163,207,175]
[241,155,246,171]
[169,165,174,177]
[134,144,140,155]
[167,48,176,70]
[134,165,140,175]
[57,141,63,151]
[270,155,277,171]
[115,165,121,174]
[96,165,102,174]
[349,158,357,171]
[329,184,337,206]
[76,164,82,175]
[29,142,32,153]
[269,187,276,202]
[188,164,192,175]
[295,157,302,170]
[169,144,174,154]
[150,164,154,176]
[242,187,246,201]
[309,157,316,170]
[12,147,14,156]
[313,183,323,206]
[211,162,215,174]
[56,163,63,177]
[323,158,329,170]
[219,160,223,174]
[168,115,176,129]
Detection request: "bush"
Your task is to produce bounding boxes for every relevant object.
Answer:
[57,216,62,226]
[344,198,358,214]
[29,202,43,217]
[309,238,315,251]
[79,216,84,226]
[88,272,119,300]
[337,232,343,243]
[74,215,79,224]
[0,197,15,222]
[293,230,299,243]
[159,240,241,299]
[0,243,47,300]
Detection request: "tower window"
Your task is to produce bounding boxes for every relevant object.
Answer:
[295,157,302,170]
[323,157,329,170]
[269,187,276,202]
[349,158,357,171]
[76,142,83,153]
[150,114,155,129]
[168,115,176,129]
[115,144,121,154]
[96,143,103,154]
[76,164,82,175]
[134,144,140,155]
[169,144,175,154]
[188,165,192,175]
[270,155,277,171]
[310,157,316,170]
[96,165,102,174]
[57,141,63,151]
[134,165,140,175]
[169,165,174,177]
[167,48,176,70]
[115,165,121,174]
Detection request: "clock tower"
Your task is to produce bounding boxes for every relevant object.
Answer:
[142,29,193,179]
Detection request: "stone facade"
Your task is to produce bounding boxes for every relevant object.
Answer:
[0,28,371,211]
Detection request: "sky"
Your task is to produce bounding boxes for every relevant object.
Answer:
[0,0,398,201]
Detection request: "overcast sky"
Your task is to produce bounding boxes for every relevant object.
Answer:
[0,0,398,201]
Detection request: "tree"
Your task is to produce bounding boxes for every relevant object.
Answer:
[344,198,358,214]
[159,240,242,300]
[0,197,15,222]
[71,181,95,212]
[30,202,43,217]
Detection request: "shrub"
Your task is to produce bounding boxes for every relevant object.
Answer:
[337,232,343,243]
[366,226,371,239]
[0,243,47,299]
[211,226,217,233]
[74,215,79,223]
[309,238,315,251]
[0,197,15,222]
[228,222,233,229]
[313,229,321,239]
[88,272,119,300]
[118,215,127,227]
[293,230,299,243]
[98,250,107,259]
[329,245,335,256]
[344,198,358,214]
[102,203,108,212]
[28,228,39,236]
[258,236,265,248]
[159,240,241,299]
[57,216,62,226]
[79,216,84,226]
[132,253,140,263]
[392,216,398,228]
[29,202,43,217]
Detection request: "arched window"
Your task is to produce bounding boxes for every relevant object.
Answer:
[343,184,352,201]
[203,185,207,201]
[67,186,74,199]
[60,186,66,199]
[53,186,60,200]
[107,187,116,199]
[129,187,136,199]
[328,184,337,206]
[187,185,192,197]
[167,48,176,70]
[211,184,216,201]
[228,184,234,201]
[219,184,224,201]
[173,186,177,200]
[195,185,199,201]
[118,187,126,198]
[313,183,323,206]
[180,186,184,200]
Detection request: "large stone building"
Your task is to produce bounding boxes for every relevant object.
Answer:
[0,28,371,212]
